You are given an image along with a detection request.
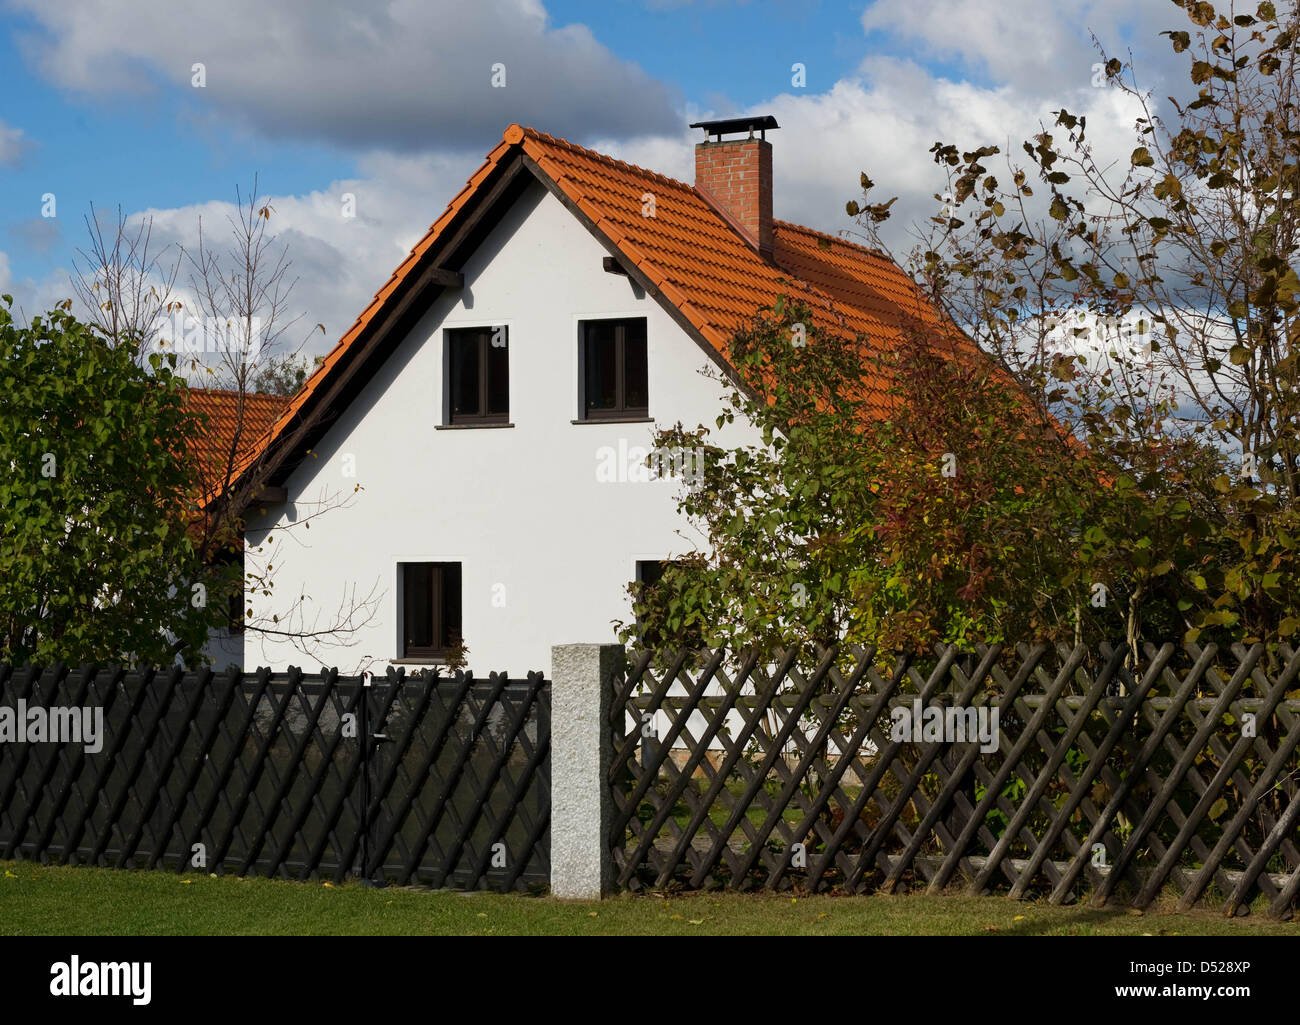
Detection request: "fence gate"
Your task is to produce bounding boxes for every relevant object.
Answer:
[358,667,551,889]
[0,663,550,892]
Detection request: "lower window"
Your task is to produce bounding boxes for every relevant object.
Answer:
[400,562,462,659]
[635,560,670,589]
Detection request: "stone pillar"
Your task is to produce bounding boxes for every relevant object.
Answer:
[549,643,621,899]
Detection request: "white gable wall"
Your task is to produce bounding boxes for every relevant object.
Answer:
[242,182,760,674]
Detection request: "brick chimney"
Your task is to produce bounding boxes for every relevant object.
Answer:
[690,116,778,259]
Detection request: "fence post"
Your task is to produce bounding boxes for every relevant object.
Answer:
[550,643,621,899]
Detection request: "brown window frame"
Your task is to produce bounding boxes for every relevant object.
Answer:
[400,562,462,660]
[579,318,648,421]
[446,327,509,425]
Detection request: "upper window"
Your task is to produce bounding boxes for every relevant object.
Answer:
[580,318,647,420]
[447,326,509,424]
[400,562,463,660]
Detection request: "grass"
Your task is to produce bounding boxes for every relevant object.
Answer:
[1,860,1297,935]
[661,777,812,828]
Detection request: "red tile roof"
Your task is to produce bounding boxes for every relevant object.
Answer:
[217,124,985,492]
[185,387,288,488]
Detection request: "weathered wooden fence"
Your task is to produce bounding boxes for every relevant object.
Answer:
[610,642,1300,916]
[0,663,550,890]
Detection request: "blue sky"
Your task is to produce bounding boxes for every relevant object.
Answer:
[549,0,889,100]
[0,0,1175,349]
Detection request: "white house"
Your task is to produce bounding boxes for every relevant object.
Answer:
[213,117,962,674]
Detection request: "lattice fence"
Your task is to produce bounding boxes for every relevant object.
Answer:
[609,643,1300,916]
[0,663,550,890]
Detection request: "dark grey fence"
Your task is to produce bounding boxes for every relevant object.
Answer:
[0,663,550,891]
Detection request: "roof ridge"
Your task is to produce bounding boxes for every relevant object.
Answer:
[774,219,894,262]
[186,386,289,402]
[514,127,895,271]
[515,125,694,194]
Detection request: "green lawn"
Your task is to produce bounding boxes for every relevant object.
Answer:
[1,860,1295,935]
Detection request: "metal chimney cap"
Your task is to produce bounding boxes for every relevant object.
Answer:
[688,115,780,142]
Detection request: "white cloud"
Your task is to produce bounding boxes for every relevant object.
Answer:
[591,55,1147,263]
[0,257,80,324]
[860,0,1184,98]
[0,149,486,363]
[0,120,30,166]
[97,149,484,364]
[10,0,680,150]
[775,58,1145,242]
[646,0,1183,257]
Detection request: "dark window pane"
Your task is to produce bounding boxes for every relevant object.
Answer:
[637,560,666,587]
[487,336,509,417]
[442,563,462,647]
[584,324,618,412]
[403,564,433,651]
[623,325,648,413]
[449,333,480,418]
[581,319,648,418]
